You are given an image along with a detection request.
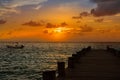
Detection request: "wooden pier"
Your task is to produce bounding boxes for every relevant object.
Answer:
[43,47,120,80]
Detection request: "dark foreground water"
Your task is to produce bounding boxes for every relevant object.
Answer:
[0,42,120,80]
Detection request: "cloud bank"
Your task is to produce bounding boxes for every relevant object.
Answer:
[90,0,120,16]
[0,0,47,16]
[46,22,68,28]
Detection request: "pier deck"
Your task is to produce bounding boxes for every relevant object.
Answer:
[57,49,120,80]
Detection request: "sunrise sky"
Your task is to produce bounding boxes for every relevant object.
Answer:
[0,0,120,42]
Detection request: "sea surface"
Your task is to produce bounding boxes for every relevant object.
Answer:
[0,42,120,80]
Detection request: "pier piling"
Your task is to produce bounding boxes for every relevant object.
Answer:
[68,57,75,68]
[72,54,79,63]
[43,70,56,80]
[57,62,65,77]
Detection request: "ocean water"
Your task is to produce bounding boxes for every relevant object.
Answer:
[0,42,120,80]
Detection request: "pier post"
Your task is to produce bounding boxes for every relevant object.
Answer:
[118,51,120,57]
[87,46,91,51]
[43,70,56,80]
[76,51,82,57]
[57,62,65,77]
[72,54,79,63]
[68,57,74,68]
[106,45,110,51]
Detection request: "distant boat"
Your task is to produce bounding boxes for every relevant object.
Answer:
[6,42,24,49]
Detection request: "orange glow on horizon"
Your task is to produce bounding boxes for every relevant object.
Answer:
[54,27,63,33]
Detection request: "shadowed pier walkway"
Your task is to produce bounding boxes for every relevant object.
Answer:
[57,49,120,80]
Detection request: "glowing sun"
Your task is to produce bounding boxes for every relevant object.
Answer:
[54,27,63,33]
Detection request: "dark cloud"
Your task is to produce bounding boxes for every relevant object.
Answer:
[72,11,90,20]
[60,22,68,27]
[72,16,82,19]
[80,12,90,17]
[94,18,104,23]
[80,25,93,32]
[90,0,120,16]
[22,21,42,27]
[0,19,6,24]
[46,23,57,28]
[91,0,113,3]
[46,22,68,28]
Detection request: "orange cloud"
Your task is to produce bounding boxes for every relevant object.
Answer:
[22,21,43,27]
[80,25,93,32]
[60,22,68,27]
[46,23,57,28]
[46,22,68,28]
[94,18,104,23]
[0,19,6,24]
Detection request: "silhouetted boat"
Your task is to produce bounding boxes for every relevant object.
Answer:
[6,42,24,49]
[6,45,24,49]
